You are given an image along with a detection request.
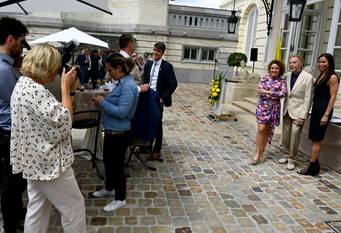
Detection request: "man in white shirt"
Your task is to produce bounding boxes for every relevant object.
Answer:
[140,42,178,161]
[119,34,141,84]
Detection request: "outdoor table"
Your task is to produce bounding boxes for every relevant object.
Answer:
[73,88,109,159]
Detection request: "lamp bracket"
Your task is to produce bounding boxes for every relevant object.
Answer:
[261,0,274,36]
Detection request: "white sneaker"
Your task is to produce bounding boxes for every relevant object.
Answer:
[287,159,295,170]
[93,188,115,198]
[278,158,288,164]
[103,200,126,212]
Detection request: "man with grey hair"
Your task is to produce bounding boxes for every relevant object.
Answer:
[279,55,314,170]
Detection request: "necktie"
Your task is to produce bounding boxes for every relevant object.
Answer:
[150,62,157,84]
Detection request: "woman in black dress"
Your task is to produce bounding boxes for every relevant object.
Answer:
[298,53,339,176]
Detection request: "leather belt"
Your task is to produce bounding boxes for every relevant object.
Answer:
[104,129,130,135]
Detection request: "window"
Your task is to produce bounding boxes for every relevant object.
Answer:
[245,8,258,63]
[331,4,341,71]
[184,48,199,60]
[201,49,216,61]
[183,46,217,62]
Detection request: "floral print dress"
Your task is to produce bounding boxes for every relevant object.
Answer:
[256,75,287,144]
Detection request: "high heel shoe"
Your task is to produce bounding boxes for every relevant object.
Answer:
[297,160,320,176]
[251,156,265,165]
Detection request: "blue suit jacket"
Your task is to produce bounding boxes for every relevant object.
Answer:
[131,89,160,143]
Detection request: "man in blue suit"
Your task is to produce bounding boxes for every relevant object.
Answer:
[140,42,177,161]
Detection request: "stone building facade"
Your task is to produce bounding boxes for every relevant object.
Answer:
[220,0,341,108]
[1,0,239,83]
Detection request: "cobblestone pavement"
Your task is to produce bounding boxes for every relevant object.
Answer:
[1,83,341,233]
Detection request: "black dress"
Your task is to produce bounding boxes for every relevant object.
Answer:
[308,78,332,141]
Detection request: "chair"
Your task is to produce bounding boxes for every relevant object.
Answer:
[124,90,160,171]
[72,109,103,179]
[125,140,156,171]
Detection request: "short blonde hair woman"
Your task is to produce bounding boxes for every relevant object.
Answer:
[20,43,61,82]
[10,44,86,233]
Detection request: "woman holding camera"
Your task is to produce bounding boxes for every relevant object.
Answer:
[10,44,86,233]
[92,53,139,212]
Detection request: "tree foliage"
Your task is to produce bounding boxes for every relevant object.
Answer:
[227,52,247,67]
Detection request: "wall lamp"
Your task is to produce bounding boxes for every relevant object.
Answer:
[227,0,239,33]
[288,0,306,22]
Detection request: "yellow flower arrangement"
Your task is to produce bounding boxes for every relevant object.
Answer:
[208,73,223,106]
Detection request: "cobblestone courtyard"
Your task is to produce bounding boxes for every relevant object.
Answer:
[1,83,341,233]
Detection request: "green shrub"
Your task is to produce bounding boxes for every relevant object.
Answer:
[227,52,247,67]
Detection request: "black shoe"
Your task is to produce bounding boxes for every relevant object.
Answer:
[297,160,320,176]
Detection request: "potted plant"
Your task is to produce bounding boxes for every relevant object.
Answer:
[227,52,247,75]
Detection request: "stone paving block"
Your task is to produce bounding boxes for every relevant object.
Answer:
[89,216,107,225]
[116,226,132,233]
[151,226,172,233]
[107,216,123,225]
[140,216,156,225]
[132,226,150,233]
[4,84,341,233]
[173,217,190,227]
[97,227,114,233]
[157,216,173,225]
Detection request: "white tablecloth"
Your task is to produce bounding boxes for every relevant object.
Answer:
[73,89,109,159]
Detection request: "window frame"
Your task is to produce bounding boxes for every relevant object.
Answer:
[182,46,218,63]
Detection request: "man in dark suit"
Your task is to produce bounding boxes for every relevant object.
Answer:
[140,42,177,161]
[75,48,91,85]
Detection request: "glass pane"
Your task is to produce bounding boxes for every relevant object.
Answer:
[281,50,287,63]
[201,49,208,60]
[208,50,215,60]
[334,49,341,70]
[336,25,341,46]
[291,5,301,20]
[184,48,190,59]
[282,31,289,48]
[297,50,313,67]
[191,49,197,59]
[299,32,316,49]
[283,14,290,30]
[301,15,317,32]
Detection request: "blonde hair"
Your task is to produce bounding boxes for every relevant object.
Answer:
[21,44,61,82]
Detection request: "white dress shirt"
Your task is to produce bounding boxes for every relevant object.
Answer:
[149,59,162,91]
[119,50,129,58]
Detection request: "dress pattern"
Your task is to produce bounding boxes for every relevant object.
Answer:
[256,75,287,143]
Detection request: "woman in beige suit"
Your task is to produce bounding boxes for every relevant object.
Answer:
[279,55,314,170]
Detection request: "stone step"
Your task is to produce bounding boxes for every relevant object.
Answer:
[232,101,256,115]
[243,97,257,105]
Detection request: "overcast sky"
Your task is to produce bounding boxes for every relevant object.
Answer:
[169,0,222,9]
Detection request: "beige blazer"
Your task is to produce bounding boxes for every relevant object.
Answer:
[282,69,314,120]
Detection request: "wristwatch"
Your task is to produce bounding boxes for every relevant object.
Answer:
[324,112,330,117]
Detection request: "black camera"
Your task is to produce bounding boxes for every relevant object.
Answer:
[58,39,80,74]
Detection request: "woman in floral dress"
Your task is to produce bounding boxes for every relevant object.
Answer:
[252,60,287,165]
